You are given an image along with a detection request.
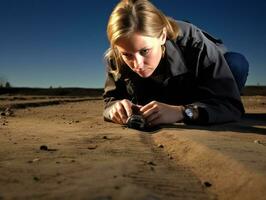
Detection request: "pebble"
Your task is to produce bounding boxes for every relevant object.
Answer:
[254,140,261,144]
[146,161,156,166]
[33,176,40,181]
[169,156,173,160]
[40,145,48,151]
[203,181,212,187]
[1,108,14,117]
[102,136,108,139]
[157,144,164,148]
[32,158,40,162]
[39,145,58,151]
[28,158,40,163]
[87,144,98,150]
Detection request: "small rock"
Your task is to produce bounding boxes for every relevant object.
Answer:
[254,140,261,144]
[87,144,98,150]
[39,145,57,151]
[102,136,108,139]
[157,144,164,148]
[33,176,40,181]
[32,158,40,162]
[4,108,14,116]
[146,161,156,166]
[203,181,212,187]
[28,158,40,163]
[40,145,48,151]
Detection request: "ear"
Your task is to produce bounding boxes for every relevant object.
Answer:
[159,27,167,45]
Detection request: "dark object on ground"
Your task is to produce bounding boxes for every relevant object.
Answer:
[127,114,147,130]
[39,145,58,151]
[126,104,148,131]
[203,181,212,187]
[40,145,48,151]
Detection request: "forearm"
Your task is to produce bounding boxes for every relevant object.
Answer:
[187,98,244,125]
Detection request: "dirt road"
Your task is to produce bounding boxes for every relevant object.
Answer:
[0,96,266,200]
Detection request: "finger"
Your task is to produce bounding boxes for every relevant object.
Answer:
[115,102,128,124]
[140,101,156,113]
[109,108,121,124]
[120,100,133,117]
[141,103,159,118]
[110,104,125,124]
[112,111,124,124]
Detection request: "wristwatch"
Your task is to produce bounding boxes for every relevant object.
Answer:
[183,105,199,122]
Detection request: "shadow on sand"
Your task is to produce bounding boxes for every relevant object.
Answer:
[137,113,266,135]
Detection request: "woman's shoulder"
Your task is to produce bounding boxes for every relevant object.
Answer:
[175,20,198,35]
[172,20,200,43]
[175,20,225,49]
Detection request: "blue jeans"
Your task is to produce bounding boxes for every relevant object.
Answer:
[224,52,249,92]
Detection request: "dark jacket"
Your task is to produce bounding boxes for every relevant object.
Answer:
[103,21,245,124]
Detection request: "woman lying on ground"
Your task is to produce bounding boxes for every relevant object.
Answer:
[103,0,249,128]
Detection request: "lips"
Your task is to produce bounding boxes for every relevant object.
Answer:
[136,69,151,77]
[133,66,155,78]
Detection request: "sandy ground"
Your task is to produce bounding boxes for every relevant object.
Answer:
[0,95,266,200]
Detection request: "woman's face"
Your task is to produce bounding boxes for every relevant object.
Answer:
[115,31,166,78]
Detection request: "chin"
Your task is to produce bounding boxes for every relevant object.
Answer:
[137,72,152,78]
[136,69,154,78]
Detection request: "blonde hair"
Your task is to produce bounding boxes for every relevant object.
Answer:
[105,0,179,75]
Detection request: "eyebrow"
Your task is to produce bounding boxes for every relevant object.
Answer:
[120,47,151,55]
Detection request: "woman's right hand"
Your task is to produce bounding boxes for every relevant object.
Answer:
[109,99,134,124]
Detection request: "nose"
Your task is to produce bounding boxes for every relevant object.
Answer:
[133,54,144,70]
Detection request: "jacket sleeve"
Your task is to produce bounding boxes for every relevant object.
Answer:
[177,21,245,124]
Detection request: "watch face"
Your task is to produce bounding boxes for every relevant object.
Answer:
[185,108,193,119]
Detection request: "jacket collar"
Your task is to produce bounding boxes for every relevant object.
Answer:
[165,40,188,76]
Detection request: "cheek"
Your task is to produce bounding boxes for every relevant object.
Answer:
[146,50,162,68]
[122,59,136,71]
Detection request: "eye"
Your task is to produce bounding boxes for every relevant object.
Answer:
[140,49,150,56]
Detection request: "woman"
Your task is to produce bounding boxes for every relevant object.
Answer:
[103,0,249,127]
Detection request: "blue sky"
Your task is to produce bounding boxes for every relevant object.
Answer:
[0,0,265,88]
